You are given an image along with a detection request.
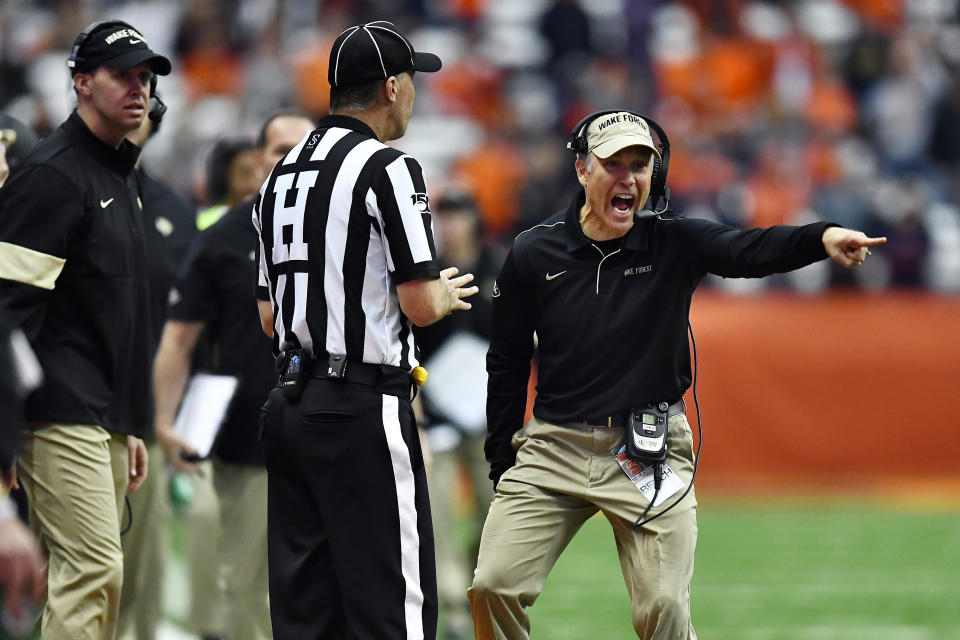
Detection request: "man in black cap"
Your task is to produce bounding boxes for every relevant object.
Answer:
[253,20,476,640]
[0,19,170,639]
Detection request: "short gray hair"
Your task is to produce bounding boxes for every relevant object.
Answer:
[329,71,412,114]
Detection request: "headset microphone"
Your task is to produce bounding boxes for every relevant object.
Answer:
[148,98,167,124]
[148,75,167,125]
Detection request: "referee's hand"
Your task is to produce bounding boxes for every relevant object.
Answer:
[441,266,479,315]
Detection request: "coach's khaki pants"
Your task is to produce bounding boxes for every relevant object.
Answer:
[118,441,169,640]
[17,424,129,640]
[468,415,699,640]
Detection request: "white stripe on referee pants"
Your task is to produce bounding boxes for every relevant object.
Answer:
[381,393,424,640]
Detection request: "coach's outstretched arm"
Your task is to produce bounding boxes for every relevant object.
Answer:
[398,266,479,327]
[822,227,887,268]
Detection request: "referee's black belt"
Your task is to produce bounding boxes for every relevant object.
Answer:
[580,399,685,428]
[310,360,411,397]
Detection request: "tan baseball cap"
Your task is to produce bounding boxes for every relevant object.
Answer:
[585,111,661,160]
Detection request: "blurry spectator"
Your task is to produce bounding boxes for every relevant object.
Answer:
[841,27,892,99]
[861,33,946,172]
[196,137,257,230]
[929,74,960,175]
[174,0,246,99]
[289,30,335,118]
[0,113,40,175]
[514,134,578,234]
[868,175,932,287]
[743,138,811,228]
[452,133,527,238]
[539,0,593,69]
[433,49,510,129]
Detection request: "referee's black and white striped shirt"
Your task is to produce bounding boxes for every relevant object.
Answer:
[253,114,440,370]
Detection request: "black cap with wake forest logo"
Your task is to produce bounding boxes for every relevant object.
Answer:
[328,21,441,88]
[68,20,172,76]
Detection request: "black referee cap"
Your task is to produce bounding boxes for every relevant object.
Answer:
[68,20,171,76]
[328,21,441,88]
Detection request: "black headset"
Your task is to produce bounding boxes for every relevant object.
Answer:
[67,19,167,125]
[148,76,167,125]
[567,109,671,214]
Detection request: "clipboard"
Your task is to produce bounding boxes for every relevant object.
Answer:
[172,373,239,458]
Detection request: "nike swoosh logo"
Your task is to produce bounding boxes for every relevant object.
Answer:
[100,198,114,208]
[129,39,142,44]
[545,271,567,281]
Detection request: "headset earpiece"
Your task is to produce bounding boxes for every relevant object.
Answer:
[67,20,129,74]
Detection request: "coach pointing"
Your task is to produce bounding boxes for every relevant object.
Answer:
[469,110,886,639]
[252,20,476,639]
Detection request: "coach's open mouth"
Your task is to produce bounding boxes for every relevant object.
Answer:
[612,194,635,212]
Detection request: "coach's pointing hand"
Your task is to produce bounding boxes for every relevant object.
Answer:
[822,227,887,268]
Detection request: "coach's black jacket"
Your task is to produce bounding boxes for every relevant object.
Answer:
[0,111,151,437]
[486,192,836,485]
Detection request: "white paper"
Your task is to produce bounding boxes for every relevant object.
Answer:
[421,332,488,434]
[173,373,239,458]
[613,445,684,507]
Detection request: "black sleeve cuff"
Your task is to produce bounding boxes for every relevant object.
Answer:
[392,263,441,285]
[489,453,517,489]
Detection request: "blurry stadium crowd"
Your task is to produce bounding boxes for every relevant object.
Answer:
[2,0,960,292]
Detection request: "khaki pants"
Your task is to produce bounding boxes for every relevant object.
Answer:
[468,415,699,640]
[212,460,271,640]
[117,442,169,640]
[183,460,271,639]
[184,460,227,636]
[17,424,130,640]
[429,432,493,632]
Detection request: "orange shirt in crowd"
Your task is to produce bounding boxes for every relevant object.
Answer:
[452,138,527,237]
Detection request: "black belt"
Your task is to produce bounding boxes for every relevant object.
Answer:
[582,399,685,428]
[309,360,412,397]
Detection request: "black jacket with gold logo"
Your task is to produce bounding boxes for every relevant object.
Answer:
[0,111,151,437]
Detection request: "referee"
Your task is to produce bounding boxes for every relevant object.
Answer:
[252,21,477,639]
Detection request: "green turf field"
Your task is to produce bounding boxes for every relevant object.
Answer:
[531,500,960,639]
[155,497,960,639]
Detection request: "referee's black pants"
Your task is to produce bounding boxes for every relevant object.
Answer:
[261,380,438,640]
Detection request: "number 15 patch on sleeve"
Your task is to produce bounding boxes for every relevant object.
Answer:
[613,444,684,507]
